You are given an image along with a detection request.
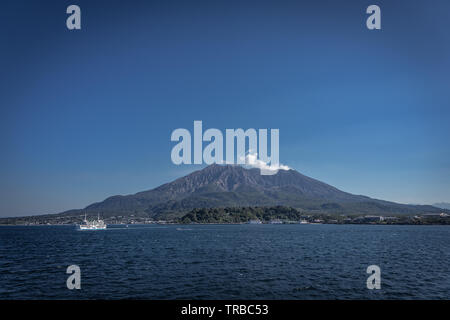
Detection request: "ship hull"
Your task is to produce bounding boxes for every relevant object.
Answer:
[78,225,107,230]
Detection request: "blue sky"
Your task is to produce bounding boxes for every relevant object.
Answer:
[1,0,449,216]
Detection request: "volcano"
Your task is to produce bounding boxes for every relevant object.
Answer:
[59,164,443,219]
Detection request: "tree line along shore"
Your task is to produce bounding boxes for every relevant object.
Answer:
[1,206,449,226]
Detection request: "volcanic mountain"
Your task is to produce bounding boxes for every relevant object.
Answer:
[60,164,443,219]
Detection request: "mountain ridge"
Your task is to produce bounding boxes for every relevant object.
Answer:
[58,164,445,219]
[433,202,450,210]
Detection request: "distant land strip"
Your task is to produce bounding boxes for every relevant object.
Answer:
[1,206,449,226]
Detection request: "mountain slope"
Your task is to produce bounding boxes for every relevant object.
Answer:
[59,164,444,218]
[434,202,450,210]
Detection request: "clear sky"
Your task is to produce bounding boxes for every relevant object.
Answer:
[1,0,449,216]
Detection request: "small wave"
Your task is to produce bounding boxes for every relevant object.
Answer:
[293,285,317,292]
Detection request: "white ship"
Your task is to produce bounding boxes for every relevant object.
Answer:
[269,219,283,224]
[79,213,107,230]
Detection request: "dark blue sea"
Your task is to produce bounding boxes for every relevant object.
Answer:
[0,224,449,299]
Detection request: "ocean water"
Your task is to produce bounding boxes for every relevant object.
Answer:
[0,224,449,299]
